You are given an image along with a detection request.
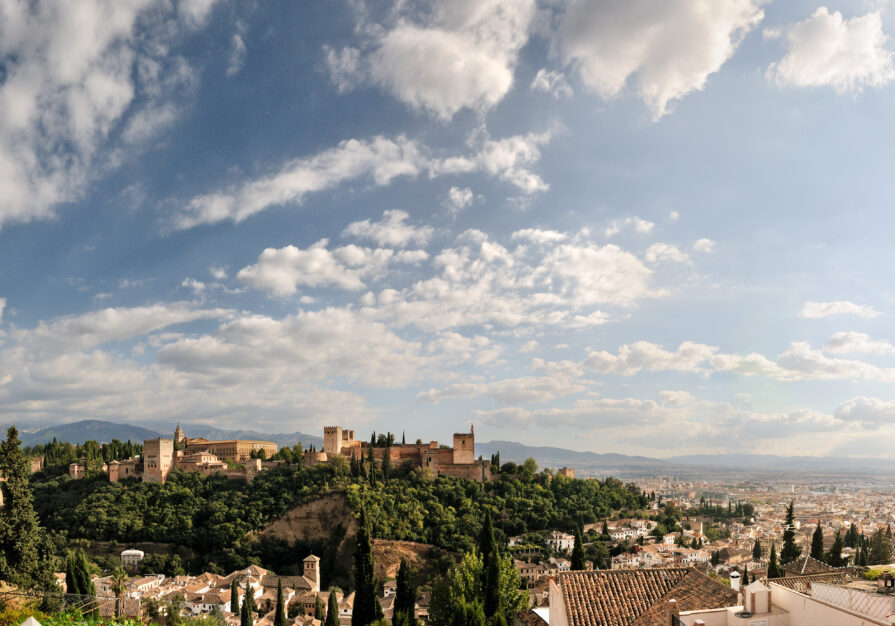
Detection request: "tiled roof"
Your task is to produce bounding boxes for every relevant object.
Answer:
[558,567,737,626]
[769,571,858,594]
[783,556,835,576]
[515,608,548,626]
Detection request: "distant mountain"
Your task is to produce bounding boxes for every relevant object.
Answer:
[15,420,165,446]
[666,453,895,473]
[477,440,671,474]
[165,423,322,449]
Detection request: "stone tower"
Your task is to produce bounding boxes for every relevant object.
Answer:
[174,424,185,445]
[303,554,321,592]
[323,426,343,456]
[143,438,174,483]
[452,432,475,465]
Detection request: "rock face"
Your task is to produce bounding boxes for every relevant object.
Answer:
[260,491,358,544]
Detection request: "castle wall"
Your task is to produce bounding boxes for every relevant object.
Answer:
[143,438,174,483]
[452,433,475,464]
[438,460,491,482]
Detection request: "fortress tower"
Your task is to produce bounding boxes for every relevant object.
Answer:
[323,426,343,456]
[143,438,174,483]
[174,424,185,445]
[303,554,321,592]
[452,431,475,465]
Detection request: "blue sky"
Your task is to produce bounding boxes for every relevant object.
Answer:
[2,0,895,456]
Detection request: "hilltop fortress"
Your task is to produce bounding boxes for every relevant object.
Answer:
[306,425,491,482]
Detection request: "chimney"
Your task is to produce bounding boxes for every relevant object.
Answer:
[664,599,679,624]
[730,570,742,592]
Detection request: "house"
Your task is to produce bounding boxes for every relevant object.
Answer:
[548,567,738,626]
[546,531,575,553]
[121,549,145,568]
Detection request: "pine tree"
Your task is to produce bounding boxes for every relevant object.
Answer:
[352,508,383,626]
[325,589,340,626]
[767,542,783,578]
[826,530,845,567]
[780,501,801,565]
[0,426,54,590]
[571,527,586,570]
[231,579,240,614]
[315,594,325,620]
[394,558,416,626]
[869,529,893,565]
[810,521,824,561]
[274,579,286,626]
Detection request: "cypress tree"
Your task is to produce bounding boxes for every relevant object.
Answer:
[382,436,391,484]
[767,542,783,578]
[352,508,383,626]
[0,426,53,590]
[571,527,586,570]
[601,520,609,537]
[450,596,485,626]
[231,579,240,614]
[274,579,286,626]
[826,530,845,567]
[780,501,801,564]
[325,589,340,626]
[478,509,500,617]
[402,431,406,445]
[810,521,824,561]
[394,558,416,626]
[752,537,761,561]
[241,585,255,626]
[315,594,325,620]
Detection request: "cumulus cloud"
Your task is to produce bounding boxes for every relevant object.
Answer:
[226,31,247,77]
[799,300,880,319]
[583,341,718,375]
[363,0,536,119]
[645,243,689,264]
[511,228,567,244]
[557,0,764,118]
[447,186,474,214]
[417,374,587,405]
[323,45,362,93]
[0,298,5,324]
[692,238,715,253]
[236,239,428,296]
[834,396,895,425]
[177,130,551,228]
[343,210,433,248]
[766,8,894,93]
[604,216,654,237]
[825,331,895,355]
[0,0,219,228]
[530,69,574,98]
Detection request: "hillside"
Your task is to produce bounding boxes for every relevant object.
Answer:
[478,439,672,475]
[17,420,164,446]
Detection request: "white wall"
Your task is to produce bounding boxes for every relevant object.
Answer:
[770,583,888,626]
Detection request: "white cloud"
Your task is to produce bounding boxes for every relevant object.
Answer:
[0,0,219,228]
[583,341,718,375]
[365,0,536,119]
[235,239,428,296]
[767,8,894,93]
[669,211,680,221]
[511,228,567,244]
[181,278,206,294]
[210,266,228,280]
[645,243,689,264]
[417,374,586,405]
[692,238,715,253]
[834,396,895,425]
[825,331,895,355]
[799,300,880,319]
[343,209,433,248]
[604,216,654,237]
[323,45,362,93]
[447,186,474,214]
[557,0,764,118]
[226,32,247,77]
[178,130,551,228]
[530,69,574,98]
[519,340,539,353]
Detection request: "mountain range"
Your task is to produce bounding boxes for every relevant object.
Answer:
[10,419,895,476]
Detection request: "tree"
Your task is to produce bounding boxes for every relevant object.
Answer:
[382,436,392,485]
[810,521,824,561]
[571,527,586,571]
[479,510,500,617]
[767,542,783,579]
[352,508,383,626]
[315,594,325,620]
[780,501,801,565]
[231,579,240,614]
[520,458,537,480]
[826,530,845,567]
[0,426,54,590]
[601,520,609,538]
[240,585,255,626]
[869,528,893,565]
[325,589,341,626]
[752,538,761,561]
[450,596,486,626]
[429,551,527,626]
[111,567,129,617]
[394,558,416,626]
[274,579,286,626]
[168,593,186,626]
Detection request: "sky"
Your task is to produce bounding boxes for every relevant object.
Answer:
[2,0,895,457]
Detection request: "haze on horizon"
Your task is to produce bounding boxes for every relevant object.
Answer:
[1,0,894,458]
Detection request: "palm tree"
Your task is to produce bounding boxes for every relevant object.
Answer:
[111,567,129,617]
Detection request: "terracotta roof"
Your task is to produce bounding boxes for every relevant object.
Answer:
[558,567,738,626]
[515,608,548,626]
[783,556,835,576]
[769,571,858,594]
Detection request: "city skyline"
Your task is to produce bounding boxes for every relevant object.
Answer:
[2,0,895,457]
